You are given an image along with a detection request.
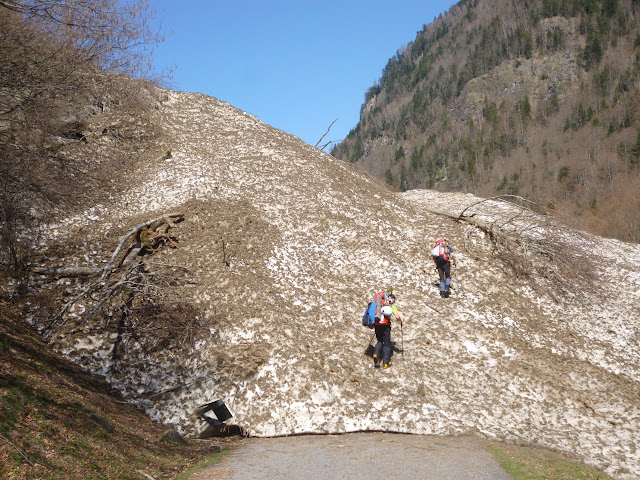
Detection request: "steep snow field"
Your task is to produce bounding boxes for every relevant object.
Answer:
[38,90,640,480]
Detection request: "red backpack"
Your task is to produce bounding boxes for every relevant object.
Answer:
[372,290,387,318]
[433,238,450,260]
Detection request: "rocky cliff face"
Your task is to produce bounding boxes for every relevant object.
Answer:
[34,89,640,480]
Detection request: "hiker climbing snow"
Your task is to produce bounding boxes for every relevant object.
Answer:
[432,238,456,298]
[371,292,404,369]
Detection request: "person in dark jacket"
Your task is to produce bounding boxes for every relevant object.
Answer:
[373,305,403,369]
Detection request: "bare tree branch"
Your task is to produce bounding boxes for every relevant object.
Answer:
[0,432,35,467]
[319,139,342,151]
[314,118,337,148]
[31,266,100,277]
[47,213,183,324]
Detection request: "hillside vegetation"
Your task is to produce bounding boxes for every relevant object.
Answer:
[0,0,164,299]
[332,0,640,243]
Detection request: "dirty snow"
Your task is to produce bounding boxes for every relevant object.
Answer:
[34,90,640,480]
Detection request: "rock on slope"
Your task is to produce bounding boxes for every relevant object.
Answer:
[38,90,640,480]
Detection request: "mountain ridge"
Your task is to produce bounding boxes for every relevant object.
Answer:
[332,0,640,243]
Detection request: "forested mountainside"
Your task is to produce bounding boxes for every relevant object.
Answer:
[332,0,640,243]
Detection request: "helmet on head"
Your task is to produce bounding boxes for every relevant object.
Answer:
[381,306,393,317]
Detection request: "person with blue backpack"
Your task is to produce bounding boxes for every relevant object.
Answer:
[361,289,404,369]
[373,304,404,369]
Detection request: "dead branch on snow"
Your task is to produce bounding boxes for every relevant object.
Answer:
[47,213,185,326]
[41,212,207,366]
[427,195,594,294]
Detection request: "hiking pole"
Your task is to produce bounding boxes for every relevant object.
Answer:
[365,331,376,360]
[400,321,404,362]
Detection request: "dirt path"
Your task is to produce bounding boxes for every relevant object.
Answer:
[189,433,514,480]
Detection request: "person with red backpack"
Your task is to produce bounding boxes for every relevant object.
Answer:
[432,238,456,298]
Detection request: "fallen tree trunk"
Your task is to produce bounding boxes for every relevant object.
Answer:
[32,266,100,277]
[47,213,184,324]
[108,213,183,275]
[423,207,501,240]
[34,213,183,280]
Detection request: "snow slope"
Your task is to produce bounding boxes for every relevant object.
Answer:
[37,90,640,480]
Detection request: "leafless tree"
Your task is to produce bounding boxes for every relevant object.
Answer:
[0,0,166,294]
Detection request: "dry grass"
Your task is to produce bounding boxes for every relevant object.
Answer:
[484,440,615,480]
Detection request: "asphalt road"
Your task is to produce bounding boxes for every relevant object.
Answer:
[189,433,515,480]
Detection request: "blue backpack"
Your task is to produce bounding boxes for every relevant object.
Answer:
[361,301,377,328]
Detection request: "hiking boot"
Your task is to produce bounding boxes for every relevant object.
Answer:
[373,354,380,368]
[383,362,391,369]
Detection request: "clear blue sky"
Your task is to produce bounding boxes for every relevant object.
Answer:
[151,1,457,147]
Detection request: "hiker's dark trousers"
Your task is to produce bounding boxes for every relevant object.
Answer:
[374,324,392,364]
[433,255,451,282]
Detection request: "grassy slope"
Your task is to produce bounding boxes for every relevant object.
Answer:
[0,298,232,480]
[484,440,615,480]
